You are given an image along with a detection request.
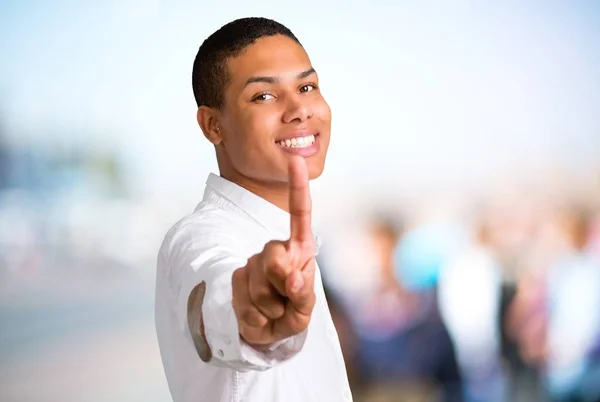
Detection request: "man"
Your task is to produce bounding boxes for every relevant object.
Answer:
[154,17,352,402]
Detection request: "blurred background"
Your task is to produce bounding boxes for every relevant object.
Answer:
[1,1,599,401]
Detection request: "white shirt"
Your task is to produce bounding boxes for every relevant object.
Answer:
[546,252,600,392]
[438,245,503,371]
[155,173,352,402]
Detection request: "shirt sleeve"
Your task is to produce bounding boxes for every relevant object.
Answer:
[165,221,308,372]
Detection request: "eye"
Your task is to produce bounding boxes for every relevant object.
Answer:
[299,83,318,93]
[252,93,275,102]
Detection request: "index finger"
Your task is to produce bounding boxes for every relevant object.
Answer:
[288,156,312,244]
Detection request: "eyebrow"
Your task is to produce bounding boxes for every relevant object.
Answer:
[244,67,316,88]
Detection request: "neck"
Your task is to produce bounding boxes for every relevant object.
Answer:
[219,166,291,213]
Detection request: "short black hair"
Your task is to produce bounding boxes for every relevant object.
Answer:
[192,17,301,109]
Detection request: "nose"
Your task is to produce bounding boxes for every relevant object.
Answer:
[282,94,313,124]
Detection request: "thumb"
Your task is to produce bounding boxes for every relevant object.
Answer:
[285,261,315,314]
[287,269,304,295]
[272,263,316,338]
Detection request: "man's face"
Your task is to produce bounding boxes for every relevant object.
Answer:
[216,34,331,183]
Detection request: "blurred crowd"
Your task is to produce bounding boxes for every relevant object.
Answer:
[2,132,599,402]
[319,184,600,402]
[2,133,600,402]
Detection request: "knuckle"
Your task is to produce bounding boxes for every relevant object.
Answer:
[284,315,310,336]
[239,326,260,345]
[299,292,316,310]
[261,302,286,320]
[269,303,286,319]
[240,307,268,328]
[245,254,260,271]
[250,285,274,304]
[271,251,288,268]
[231,266,246,285]
[262,240,282,254]
[266,252,290,278]
[250,289,285,319]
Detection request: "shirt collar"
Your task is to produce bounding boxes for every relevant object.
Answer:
[200,173,322,252]
[202,173,291,238]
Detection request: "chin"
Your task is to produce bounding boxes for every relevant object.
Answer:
[307,160,326,181]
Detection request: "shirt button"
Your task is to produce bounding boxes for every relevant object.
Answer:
[218,349,224,357]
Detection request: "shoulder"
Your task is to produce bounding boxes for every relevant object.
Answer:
[159,200,260,261]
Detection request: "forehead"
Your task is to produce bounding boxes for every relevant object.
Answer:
[226,35,311,83]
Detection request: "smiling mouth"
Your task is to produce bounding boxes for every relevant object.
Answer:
[276,134,317,149]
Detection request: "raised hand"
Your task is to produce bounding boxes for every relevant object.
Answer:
[232,156,316,349]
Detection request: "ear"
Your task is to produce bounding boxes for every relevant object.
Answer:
[197,106,223,145]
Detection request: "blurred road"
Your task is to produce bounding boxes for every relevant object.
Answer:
[0,274,172,402]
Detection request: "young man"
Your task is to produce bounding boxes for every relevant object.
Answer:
[154,17,352,402]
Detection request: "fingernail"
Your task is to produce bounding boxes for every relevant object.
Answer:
[291,271,304,293]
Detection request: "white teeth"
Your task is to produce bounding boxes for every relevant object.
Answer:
[277,134,316,148]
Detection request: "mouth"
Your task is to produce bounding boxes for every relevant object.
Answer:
[275,133,318,149]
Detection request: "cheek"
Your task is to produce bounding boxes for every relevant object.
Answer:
[241,110,281,149]
[247,112,279,139]
[313,98,332,124]
[228,110,279,158]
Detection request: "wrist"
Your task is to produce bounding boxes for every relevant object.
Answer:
[240,336,274,351]
[241,335,289,352]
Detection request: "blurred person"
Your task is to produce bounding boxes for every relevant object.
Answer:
[508,204,600,402]
[438,214,506,402]
[332,217,463,402]
[505,204,568,370]
[485,196,550,402]
[154,18,351,402]
[543,205,600,401]
[504,205,565,402]
[506,270,551,402]
[394,218,466,292]
[320,278,361,390]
